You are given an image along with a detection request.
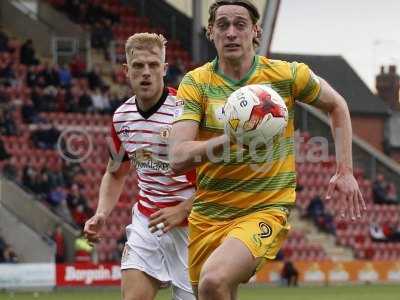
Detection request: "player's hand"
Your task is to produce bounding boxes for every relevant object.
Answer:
[83,213,106,243]
[148,206,189,234]
[326,172,367,220]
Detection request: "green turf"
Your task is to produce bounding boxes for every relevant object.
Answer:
[1,284,400,300]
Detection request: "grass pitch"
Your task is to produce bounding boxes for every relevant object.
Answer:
[1,284,399,300]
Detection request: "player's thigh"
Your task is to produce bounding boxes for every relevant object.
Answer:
[121,268,160,300]
[200,237,261,286]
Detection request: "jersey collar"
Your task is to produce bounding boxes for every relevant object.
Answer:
[212,55,259,86]
[136,87,169,119]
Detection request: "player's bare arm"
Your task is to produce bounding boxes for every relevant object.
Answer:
[83,159,131,242]
[169,120,228,174]
[311,77,367,219]
[148,195,194,233]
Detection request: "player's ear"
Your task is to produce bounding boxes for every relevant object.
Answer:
[207,25,213,41]
[253,24,260,39]
[163,62,168,77]
[122,63,129,77]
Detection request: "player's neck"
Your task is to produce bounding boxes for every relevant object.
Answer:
[136,88,164,112]
[219,55,255,81]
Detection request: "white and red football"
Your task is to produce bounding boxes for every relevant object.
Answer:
[222,84,288,147]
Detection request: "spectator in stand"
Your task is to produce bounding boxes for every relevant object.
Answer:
[78,87,92,113]
[47,164,65,190]
[0,107,18,136]
[0,84,8,103]
[90,87,110,113]
[7,36,20,57]
[35,62,60,87]
[31,122,60,150]
[370,222,400,242]
[91,20,114,59]
[26,65,38,87]
[67,183,93,228]
[42,85,58,111]
[13,63,28,88]
[21,99,41,123]
[373,174,398,205]
[31,86,45,111]
[52,224,65,263]
[58,64,72,88]
[0,138,10,161]
[86,1,103,24]
[47,185,74,223]
[307,195,324,220]
[62,160,85,187]
[369,223,386,242]
[49,64,61,87]
[35,168,51,197]
[373,173,388,204]
[0,28,9,52]
[0,234,6,262]
[306,195,335,234]
[72,204,90,229]
[0,56,15,85]
[91,22,105,50]
[22,164,37,191]
[386,183,399,204]
[20,39,39,66]
[2,156,18,181]
[55,87,67,111]
[102,3,119,24]
[69,54,86,78]
[87,64,104,90]
[281,260,299,286]
[2,245,18,263]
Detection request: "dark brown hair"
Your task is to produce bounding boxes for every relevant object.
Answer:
[207,0,262,47]
[208,0,260,27]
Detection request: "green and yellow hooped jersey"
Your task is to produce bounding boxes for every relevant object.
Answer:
[175,55,321,222]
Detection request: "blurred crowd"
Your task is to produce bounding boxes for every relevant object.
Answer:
[0,28,114,230]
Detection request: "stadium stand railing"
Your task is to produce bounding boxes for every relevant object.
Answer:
[0,178,80,262]
[0,201,56,262]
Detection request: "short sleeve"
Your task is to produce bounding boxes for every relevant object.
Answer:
[109,124,129,162]
[175,73,204,123]
[291,62,321,104]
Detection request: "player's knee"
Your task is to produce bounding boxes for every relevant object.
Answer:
[198,270,228,297]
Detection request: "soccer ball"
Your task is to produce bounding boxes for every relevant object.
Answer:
[222,84,288,147]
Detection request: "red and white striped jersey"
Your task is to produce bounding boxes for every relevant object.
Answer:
[111,87,195,218]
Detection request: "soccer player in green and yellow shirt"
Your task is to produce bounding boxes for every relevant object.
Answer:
[169,1,366,299]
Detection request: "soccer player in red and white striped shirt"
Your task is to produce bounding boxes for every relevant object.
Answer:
[84,33,195,300]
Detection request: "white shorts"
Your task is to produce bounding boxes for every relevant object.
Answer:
[121,204,193,297]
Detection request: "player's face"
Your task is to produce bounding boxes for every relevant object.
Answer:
[210,5,257,62]
[126,47,167,102]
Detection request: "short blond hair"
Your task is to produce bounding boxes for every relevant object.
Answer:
[125,33,167,63]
